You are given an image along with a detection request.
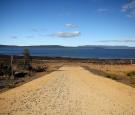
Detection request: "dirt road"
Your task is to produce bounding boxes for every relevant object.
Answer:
[0,65,135,115]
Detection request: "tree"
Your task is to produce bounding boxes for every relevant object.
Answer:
[0,61,10,77]
[22,49,31,65]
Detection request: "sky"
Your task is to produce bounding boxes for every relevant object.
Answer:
[0,0,135,46]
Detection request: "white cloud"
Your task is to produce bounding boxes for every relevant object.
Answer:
[127,9,135,18]
[97,38,135,42]
[11,36,18,39]
[122,1,135,11]
[121,1,135,18]
[27,36,34,38]
[31,28,39,32]
[65,24,77,28]
[97,8,107,12]
[40,35,46,37]
[48,31,81,38]
[31,28,45,32]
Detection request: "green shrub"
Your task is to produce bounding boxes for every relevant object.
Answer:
[105,74,117,80]
[112,76,117,80]
[23,64,32,71]
[17,61,32,71]
[22,49,32,65]
[17,61,24,69]
[126,70,135,83]
[0,61,10,76]
[2,79,15,88]
[105,74,111,78]
[126,70,135,77]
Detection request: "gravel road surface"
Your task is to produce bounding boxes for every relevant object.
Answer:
[0,65,135,115]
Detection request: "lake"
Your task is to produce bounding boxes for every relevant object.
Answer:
[0,47,135,59]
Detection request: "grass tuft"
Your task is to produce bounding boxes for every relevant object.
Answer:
[105,74,117,80]
[126,70,135,83]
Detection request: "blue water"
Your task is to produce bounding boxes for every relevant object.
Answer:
[0,47,135,59]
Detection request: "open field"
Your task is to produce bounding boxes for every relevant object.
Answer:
[0,65,135,115]
[80,63,135,87]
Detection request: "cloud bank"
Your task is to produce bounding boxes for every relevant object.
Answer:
[65,24,77,28]
[97,39,135,42]
[48,31,81,38]
[121,1,135,18]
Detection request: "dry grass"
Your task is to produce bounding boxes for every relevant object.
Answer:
[80,63,135,87]
[91,64,134,76]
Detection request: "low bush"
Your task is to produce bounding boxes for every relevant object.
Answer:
[0,61,10,76]
[105,74,117,80]
[14,72,27,78]
[17,61,32,71]
[126,70,135,83]
[33,65,46,72]
[105,74,111,78]
[126,70,135,77]
[112,76,117,80]
[1,79,15,88]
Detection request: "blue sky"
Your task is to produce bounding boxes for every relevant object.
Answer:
[0,0,135,46]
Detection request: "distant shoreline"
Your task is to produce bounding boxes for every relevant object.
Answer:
[0,54,135,59]
[0,44,135,49]
[0,54,134,65]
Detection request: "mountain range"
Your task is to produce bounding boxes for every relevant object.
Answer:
[0,45,135,49]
